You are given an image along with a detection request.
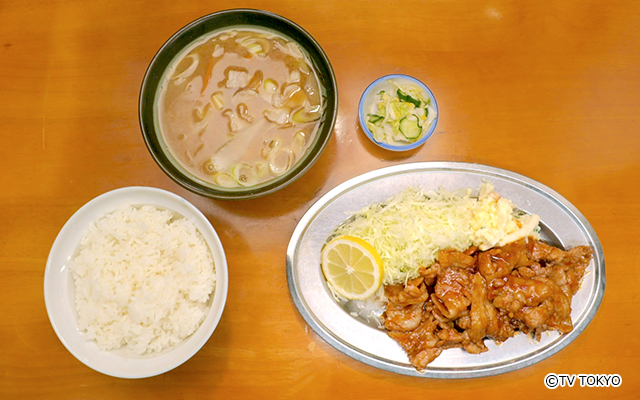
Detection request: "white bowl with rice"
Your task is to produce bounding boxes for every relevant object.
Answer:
[44,187,228,378]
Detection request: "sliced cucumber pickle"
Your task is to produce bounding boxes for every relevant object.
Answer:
[367,114,384,124]
[399,115,422,140]
[396,89,421,107]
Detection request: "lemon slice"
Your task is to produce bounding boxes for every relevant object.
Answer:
[321,235,384,300]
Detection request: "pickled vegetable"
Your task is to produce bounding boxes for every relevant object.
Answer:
[363,79,437,146]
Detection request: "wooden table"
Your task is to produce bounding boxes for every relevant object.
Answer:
[1,1,638,398]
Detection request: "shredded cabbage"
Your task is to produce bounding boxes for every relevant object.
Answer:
[332,182,540,285]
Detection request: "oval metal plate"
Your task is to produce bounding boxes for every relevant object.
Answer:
[286,162,605,378]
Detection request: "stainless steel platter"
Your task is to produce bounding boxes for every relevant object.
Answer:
[286,162,605,378]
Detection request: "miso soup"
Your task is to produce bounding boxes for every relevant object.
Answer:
[156,27,325,188]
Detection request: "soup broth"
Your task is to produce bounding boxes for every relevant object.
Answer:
[157,27,325,188]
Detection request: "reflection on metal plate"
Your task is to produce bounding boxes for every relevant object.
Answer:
[286,162,605,378]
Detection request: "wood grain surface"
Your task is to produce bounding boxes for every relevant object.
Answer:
[1,0,638,398]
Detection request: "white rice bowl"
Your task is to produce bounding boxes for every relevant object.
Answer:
[44,187,228,378]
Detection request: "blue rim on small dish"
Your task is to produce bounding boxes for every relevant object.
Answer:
[358,74,438,152]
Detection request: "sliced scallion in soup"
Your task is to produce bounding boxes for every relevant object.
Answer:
[157,27,325,188]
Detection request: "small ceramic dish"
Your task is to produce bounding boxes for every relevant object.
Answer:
[359,74,438,151]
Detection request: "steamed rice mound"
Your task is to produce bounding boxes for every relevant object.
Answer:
[69,203,216,355]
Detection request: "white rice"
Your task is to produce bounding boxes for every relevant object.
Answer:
[68,203,216,355]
